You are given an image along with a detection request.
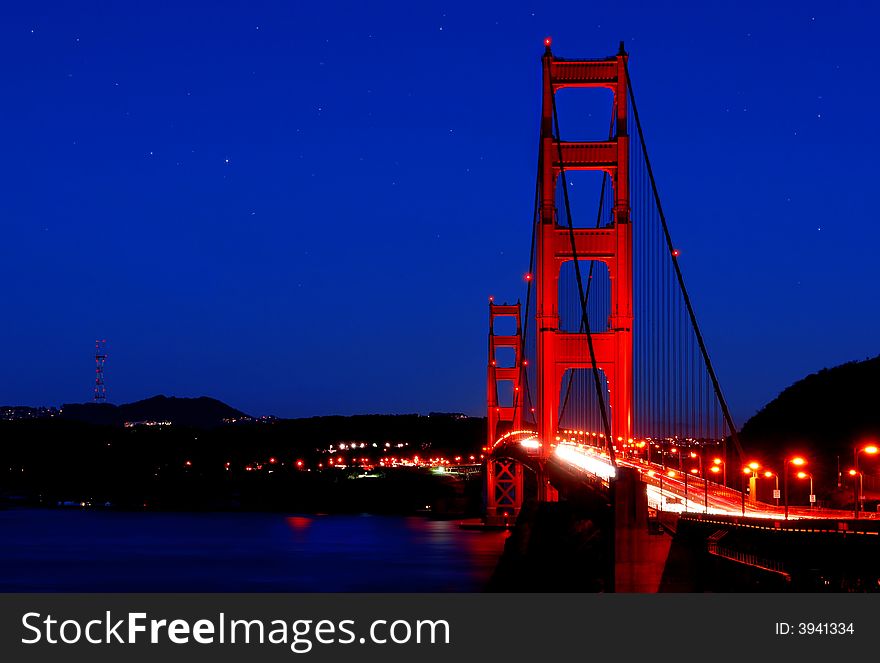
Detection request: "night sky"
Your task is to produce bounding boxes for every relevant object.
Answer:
[2,2,878,423]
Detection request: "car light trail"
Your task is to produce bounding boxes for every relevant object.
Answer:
[554,443,616,480]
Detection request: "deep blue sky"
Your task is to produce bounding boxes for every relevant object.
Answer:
[2,2,878,423]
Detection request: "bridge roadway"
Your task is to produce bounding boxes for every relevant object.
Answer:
[553,441,877,520]
[497,436,875,521]
[492,436,880,590]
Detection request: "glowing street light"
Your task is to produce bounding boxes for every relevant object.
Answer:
[685,450,706,514]
[762,469,781,506]
[783,456,806,520]
[848,468,863,518]
[796,471,815,510]
[853,444,878,519]
[712,457,727,486]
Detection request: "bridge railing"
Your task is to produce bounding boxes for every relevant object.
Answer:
[707,541,790,579]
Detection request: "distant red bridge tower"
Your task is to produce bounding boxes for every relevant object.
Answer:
[485,300,526,523]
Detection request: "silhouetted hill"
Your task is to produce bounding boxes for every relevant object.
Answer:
[0,410,485,511]
[739,355,880,485]
[60,396,248,429]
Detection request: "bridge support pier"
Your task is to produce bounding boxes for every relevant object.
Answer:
[538,467,558,503]
[612,467,669,592]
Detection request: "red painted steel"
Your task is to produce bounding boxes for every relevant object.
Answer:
[535,44,632,499]
[486,301,526,520]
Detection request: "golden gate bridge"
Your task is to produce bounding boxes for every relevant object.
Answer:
[482,39,879,590]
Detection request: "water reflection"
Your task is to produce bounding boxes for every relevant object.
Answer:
[285,516,313,533]
[0,510,508,592]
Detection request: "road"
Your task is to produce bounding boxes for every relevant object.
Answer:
[552,442,873,520]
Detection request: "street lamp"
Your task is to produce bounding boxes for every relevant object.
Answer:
[688,451,708,514]
[762,470,780,507]
[709,463,723,513]
[853,444,878,519]
[848,469,863,519]
[711,457,726,483]
[660,442,673,470]
[709,456,739,514]
[783,456,806,520]
[670,446,682,471]
[796,471,815,510]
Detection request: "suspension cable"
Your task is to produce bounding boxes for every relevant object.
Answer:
[513,127,543,428]
[625,62,744,466]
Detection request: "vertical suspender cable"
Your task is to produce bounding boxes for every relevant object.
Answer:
[625,63,745,468]
[514,128,542,428]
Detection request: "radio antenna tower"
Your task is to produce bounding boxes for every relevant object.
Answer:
[94,339,108,402]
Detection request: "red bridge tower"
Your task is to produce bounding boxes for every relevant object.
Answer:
[535,42,633,499]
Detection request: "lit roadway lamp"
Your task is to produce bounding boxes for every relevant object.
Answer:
[709,457,735,513]
[848,469,863,518]
[712,457,727,486]
[670,446,682,471]
[682,451,695,513]
[762,470,781,506]
[658,442,676,471]
[796,471,815,510]
[853,444,878,519]
[783,456,806,520]
[688,451,708,514]
[660,468,677,514]
[709,463,722,512]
